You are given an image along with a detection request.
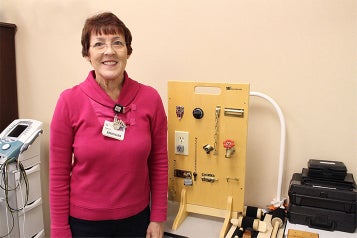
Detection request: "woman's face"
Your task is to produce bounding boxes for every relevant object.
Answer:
[87,33,129,82]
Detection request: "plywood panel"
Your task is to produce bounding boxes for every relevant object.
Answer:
[168,81,250,213]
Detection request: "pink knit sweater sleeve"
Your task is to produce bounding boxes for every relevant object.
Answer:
[49,93,74,237]
[147,91,168,222]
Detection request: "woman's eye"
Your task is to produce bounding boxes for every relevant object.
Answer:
[113,41,124,46]
[93,42,105,47]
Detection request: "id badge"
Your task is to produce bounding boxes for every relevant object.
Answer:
[102,120,125,140]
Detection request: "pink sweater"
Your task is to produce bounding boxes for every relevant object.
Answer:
[50,71,168,237]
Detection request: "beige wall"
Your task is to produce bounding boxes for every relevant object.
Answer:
[1,0,356,236]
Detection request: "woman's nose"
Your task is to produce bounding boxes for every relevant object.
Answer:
[103,44,116,54]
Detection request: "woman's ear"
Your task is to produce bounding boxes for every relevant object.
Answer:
[85,56,91,63]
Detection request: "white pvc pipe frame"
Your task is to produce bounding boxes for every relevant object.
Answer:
[249,91,286,207]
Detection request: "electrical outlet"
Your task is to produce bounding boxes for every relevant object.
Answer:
[174,131,189,155]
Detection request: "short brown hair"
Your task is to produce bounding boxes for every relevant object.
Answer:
[81,12,133,57]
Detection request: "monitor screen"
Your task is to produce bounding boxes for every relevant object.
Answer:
[7,124,28,138]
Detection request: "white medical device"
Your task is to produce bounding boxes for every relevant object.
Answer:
[0,119,43,164]
[0,119,45,238]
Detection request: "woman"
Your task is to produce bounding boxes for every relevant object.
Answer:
[50,12,168,238]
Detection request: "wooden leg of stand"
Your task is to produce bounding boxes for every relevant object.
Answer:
[219,196,233,238]
[172,188,189,230]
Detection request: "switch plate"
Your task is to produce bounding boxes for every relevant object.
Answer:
[174,131,189,155]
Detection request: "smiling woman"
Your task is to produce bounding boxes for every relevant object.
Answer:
[80,13,133,101]
[49,12,168,238]
[87,33,130,101]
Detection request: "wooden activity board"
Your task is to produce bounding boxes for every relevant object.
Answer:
[168,81,250,238]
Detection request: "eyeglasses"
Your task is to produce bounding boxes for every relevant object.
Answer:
[90,40,126,52]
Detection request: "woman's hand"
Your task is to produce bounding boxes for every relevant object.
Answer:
[146,221,164,238]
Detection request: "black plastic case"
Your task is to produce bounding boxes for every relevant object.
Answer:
[301,168,356,191]
[307,159,347,180]
[288,203,357,233]
[289,173,357,213]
